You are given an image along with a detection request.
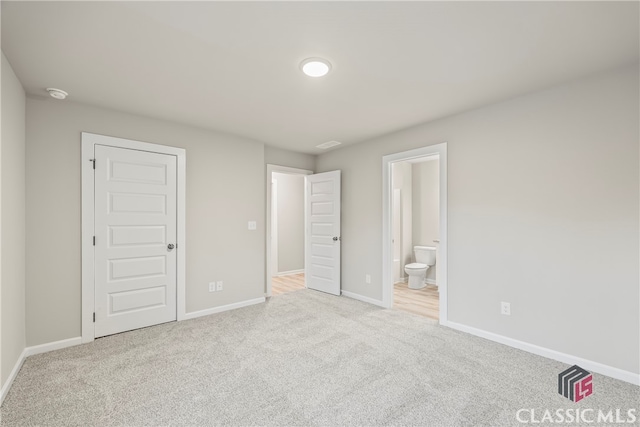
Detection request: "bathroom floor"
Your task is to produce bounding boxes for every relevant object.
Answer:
[393,281,439,320]
[271,273,306,296]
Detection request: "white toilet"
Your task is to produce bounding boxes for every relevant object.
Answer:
[404,246,436,290]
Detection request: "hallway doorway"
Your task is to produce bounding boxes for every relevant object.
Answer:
[266,165,312,297]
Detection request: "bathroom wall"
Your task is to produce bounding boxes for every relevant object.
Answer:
[272,172,305,273]
[391,162,412,279]
[412,159,439,282]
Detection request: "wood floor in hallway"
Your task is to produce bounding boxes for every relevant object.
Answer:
[271,273,306,296]
[273,274,439,321]
[393,281,439,320]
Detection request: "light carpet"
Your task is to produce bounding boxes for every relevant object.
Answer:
[1,290,638,426]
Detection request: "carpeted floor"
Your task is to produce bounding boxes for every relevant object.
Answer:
[1,289,638,426]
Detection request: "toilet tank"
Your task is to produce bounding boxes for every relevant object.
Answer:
[414,246,436,266]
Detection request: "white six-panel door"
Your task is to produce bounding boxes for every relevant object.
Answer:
[94,145,177,337]
[305,170,341,296]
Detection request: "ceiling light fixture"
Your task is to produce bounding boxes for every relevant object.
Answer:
[316,140,341,149]
[46,88,68,100]
[300,58,331,77]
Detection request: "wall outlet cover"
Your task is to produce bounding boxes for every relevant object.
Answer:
[501,301,511,316]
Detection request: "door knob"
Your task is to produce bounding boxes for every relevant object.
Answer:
[167,244,175,250]
[332,237,341,241]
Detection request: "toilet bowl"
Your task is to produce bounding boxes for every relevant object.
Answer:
[404,246,436,290]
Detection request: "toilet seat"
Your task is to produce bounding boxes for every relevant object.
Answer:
[405,262,427,270]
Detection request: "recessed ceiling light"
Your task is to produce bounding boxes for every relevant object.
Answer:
[300,58,331,77]
[46,88,68,100]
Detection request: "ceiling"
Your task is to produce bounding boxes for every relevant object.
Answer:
[2,1,638,154]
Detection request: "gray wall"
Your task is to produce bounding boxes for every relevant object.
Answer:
[273,172,304,273]
[26,98,266,346]
[265,145,315,172]
[412,160,439,282]
[1,53,26,385]
[316,65,639,374]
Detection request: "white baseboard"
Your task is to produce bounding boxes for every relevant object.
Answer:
[341,290,385,308]
[0,347,27,407]
[396,277,436,286]
[25,336,82,357]
[1,336,82,406]
[444,320,640,386]
[2,297,271,404]
[183,297,266,320]
[394,278,436,287]
[273,269,304,277]
[3,297,269,405]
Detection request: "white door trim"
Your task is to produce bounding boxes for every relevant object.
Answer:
[265,164,312,297]
[271,179,278,276]
[81,132,186,343]
[382,143,448,323]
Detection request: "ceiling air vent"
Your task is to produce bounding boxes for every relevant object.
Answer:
[316,140,342,149]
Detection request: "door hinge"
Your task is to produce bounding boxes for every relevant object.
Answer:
[93,236,96,246]
[93,312,96,323]
[90,158,96,169]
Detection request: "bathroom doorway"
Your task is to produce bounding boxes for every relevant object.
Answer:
[266,165,313,297]
[382,143,448,323]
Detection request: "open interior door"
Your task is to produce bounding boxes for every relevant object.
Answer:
[305,170,341,295]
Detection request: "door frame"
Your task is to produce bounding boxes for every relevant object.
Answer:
[265,164,312,297]
[271,179,279,276]
[81,132,186,343]
[382,143,448,323]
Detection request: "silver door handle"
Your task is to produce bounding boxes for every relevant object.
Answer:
[333,237,341,241]
[168,244,175,250]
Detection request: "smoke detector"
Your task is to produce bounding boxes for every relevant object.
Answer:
[46,88,68,100]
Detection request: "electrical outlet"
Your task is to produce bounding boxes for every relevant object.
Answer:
[365,274,371,284]
[208,282,216,292]
[248,221,257,230]
[501,301,511,316]
[216,281,223,291]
